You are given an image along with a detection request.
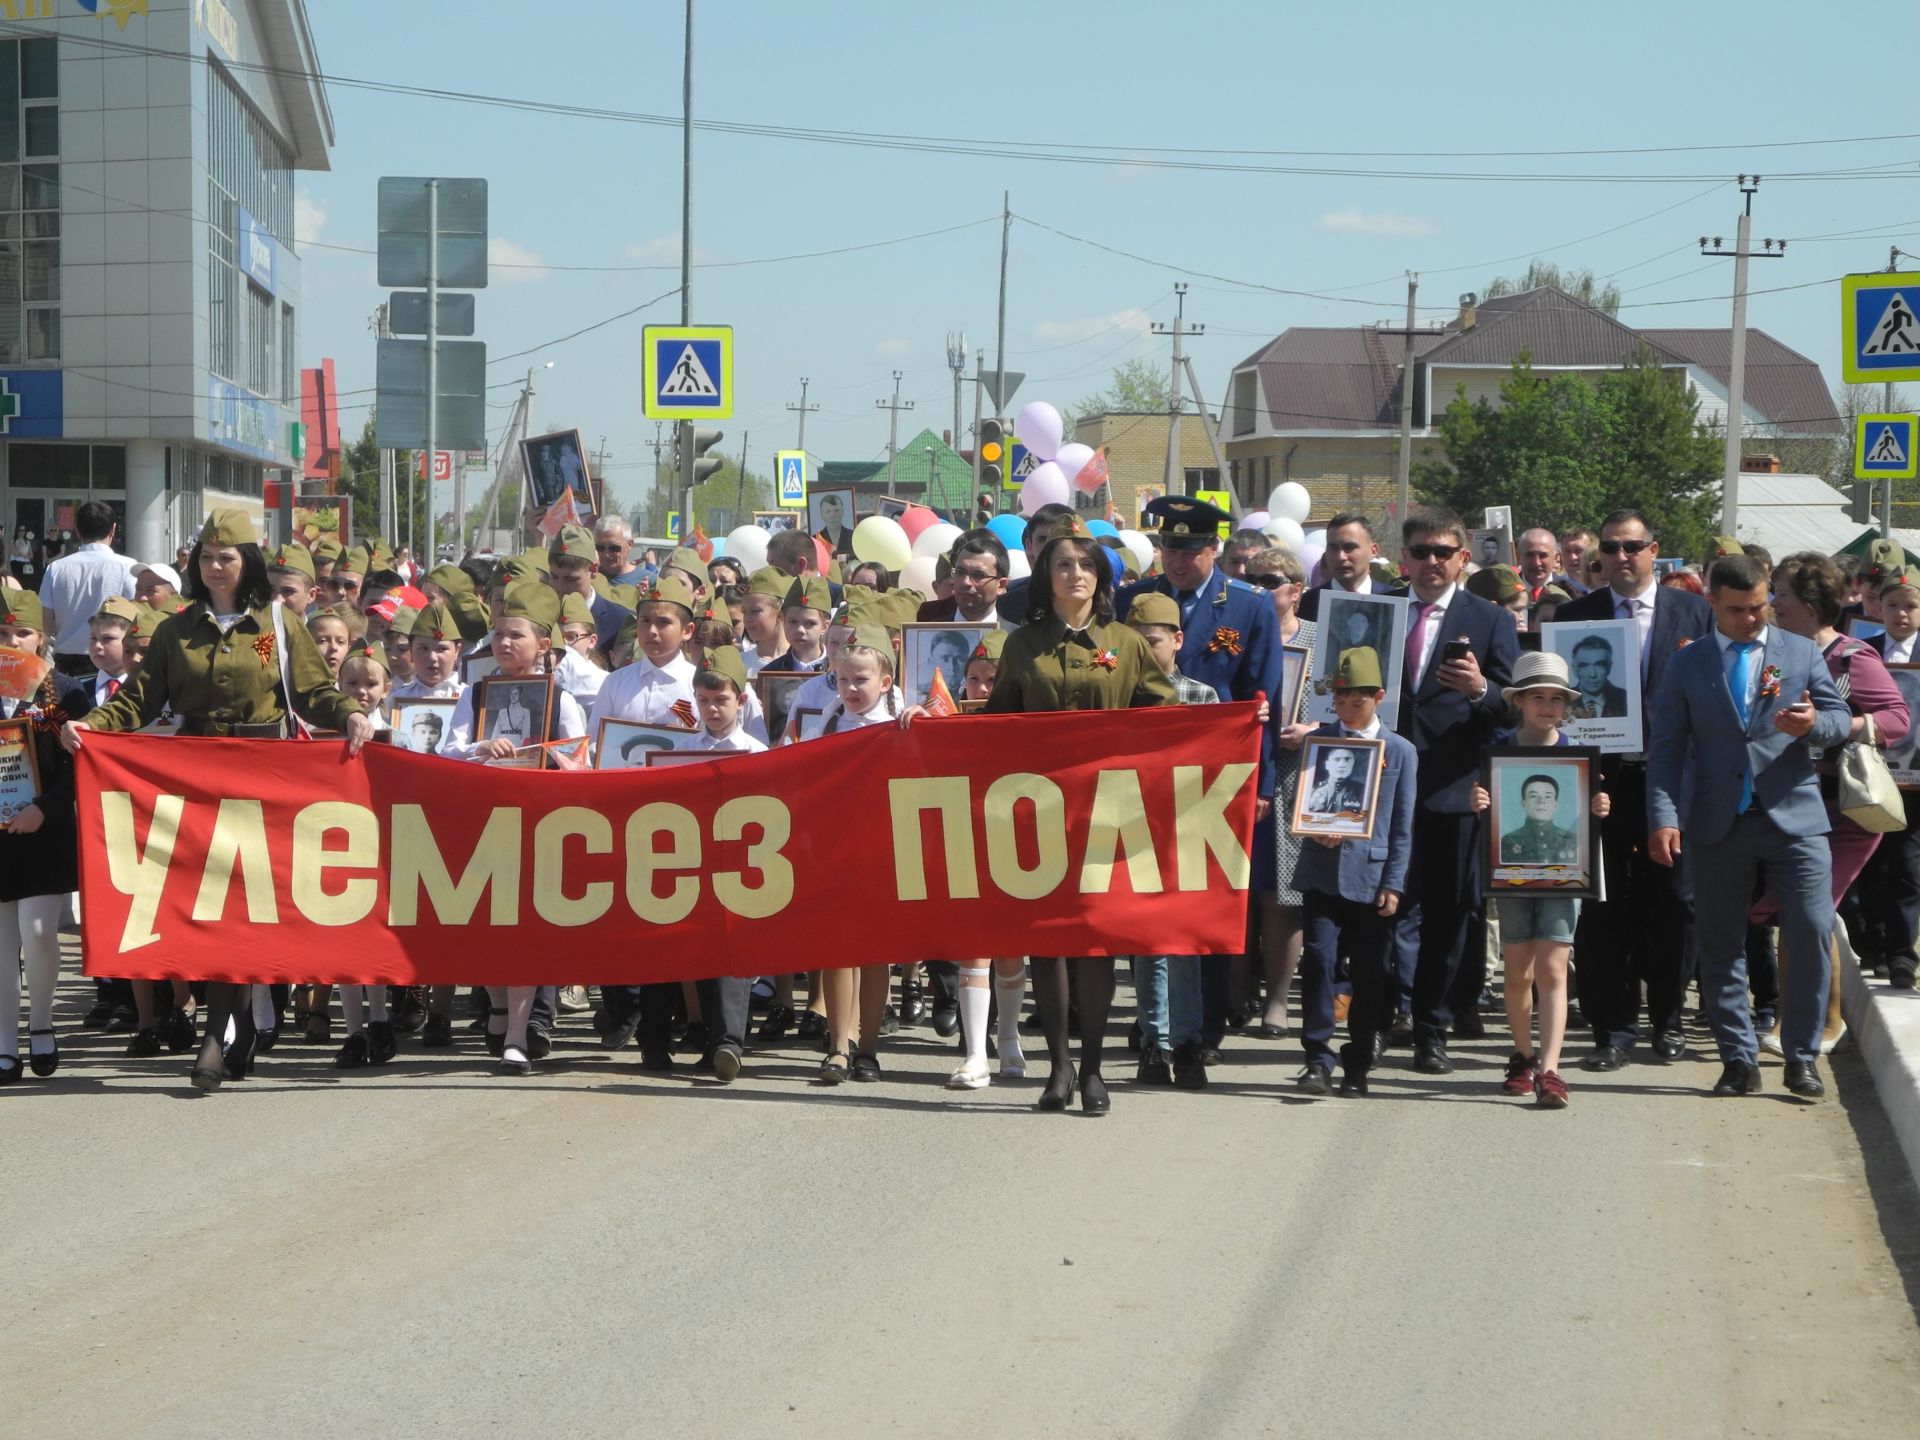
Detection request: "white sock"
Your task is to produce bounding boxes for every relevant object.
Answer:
[21,894,62,1036]
[0,900,20,1056]
[995,965,1027,1065]
[368,986,391,1024]
[251,984,275,1032]
[340,983,367,1035]
[958,967,990,1067]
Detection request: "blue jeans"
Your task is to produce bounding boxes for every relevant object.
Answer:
[1130,956,1204,1051]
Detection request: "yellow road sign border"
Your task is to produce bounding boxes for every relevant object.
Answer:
[1842,272,1920,384]
[1856,412,1919,482]
[643,324,734,420]
[775,449,809,509]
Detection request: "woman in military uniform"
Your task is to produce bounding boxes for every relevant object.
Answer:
[63,509,371,1092]
[984,513,1175,1113]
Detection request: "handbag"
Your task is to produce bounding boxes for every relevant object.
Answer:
[1837,713,1908,833]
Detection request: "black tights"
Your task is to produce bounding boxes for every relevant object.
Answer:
[194,982,256,1069]
[1031,957,1115,1077]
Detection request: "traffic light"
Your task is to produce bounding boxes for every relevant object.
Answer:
[978,418,1006,490]
[670,426,726,484]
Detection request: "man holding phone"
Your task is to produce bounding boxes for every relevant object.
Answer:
[1392,511,1519,1075]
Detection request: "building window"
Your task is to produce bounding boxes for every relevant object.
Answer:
[206,60,293,246]
[207,62,293,392]
[1183,467,1220,490]
[0,37,58,365]
[246,283,271,394]
[5,442,126,491]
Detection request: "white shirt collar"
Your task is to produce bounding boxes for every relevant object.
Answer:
[1411,582,1456,611]
[1612,577,1658,608]
[630,651,696,682]
[1336,575,1372,594]
[1340,718,1381,739]
[1718,625,1768,653]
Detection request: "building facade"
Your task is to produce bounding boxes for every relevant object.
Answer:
[0,0,328,578]
[1071,411,1222,528]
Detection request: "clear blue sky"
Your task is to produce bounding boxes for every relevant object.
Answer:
[296,0,1919,514]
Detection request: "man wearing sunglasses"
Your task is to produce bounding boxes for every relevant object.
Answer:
[1392,511,1519,1076]
[1298,513,1382,622]
[1544,509,1710,1071]
[593,516,647,587]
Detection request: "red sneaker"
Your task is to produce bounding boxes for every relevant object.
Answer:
[1534,1069,1570,1108]
[1501,1052,1537,1096]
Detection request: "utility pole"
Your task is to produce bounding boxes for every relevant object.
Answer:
[969,347,985,491]
[650,422,665,534]
[677,0,696,539]
[1699,176,1784,538]
[370,303,395,543]
[1152,283,1200,494]
[1179,354,1241,520]
[787,376,817,452]
[945,330,968,447]
[424,178,439,564]
[1370,273,1424,528]
[877,371,914,489]
[735,429,748,514]
[994,194,1009,422]
[1886,246,1901,534]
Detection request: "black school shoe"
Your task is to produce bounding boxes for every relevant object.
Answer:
[367,1020,398,1066]
[420,1013,455,1048]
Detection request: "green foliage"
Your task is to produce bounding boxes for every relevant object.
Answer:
[335,415,431,554]
[1482,261,1620,316]
[1075,356,1174,419]
[637,459,772,538]
[1413,350,1722,560]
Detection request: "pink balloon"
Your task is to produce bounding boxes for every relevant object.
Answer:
[1241,510,1270,532]
[1018,460,1070,516]
[1015,401,1064,462]
[898,505,940,542]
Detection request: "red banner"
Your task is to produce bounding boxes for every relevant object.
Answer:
[74,706,1261,986]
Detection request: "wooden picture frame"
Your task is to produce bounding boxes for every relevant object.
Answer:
[1483,745,1602,898]
[458,650,499,685]
[1279,644,1309,725]
[1290,735,1386,840]
[753,510,799,533]
[645,748,743,768]
[756,670,812,745]
[790,705,829,742]
[389,696,458,755]
[473,675,554,749]
[0,717,41,825]
[874,495,911,522]
[901,621,989,712]
[595,717,697,770]
[1885,663,1920,789]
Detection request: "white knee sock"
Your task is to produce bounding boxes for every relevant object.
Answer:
[958,967,990,1066]
[21,894,62,1036]
[995,964,1027,1065]
[0,899,21,1056]
[340,983,367,1035]
[368,986,390,1023]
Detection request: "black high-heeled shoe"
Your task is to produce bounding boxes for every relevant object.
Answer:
[223,1034,256,1081]
[27,1029,58,1077]
[1079,1070,1111,1115]
[1038,1061,1076,1111]
[164,1007,198,1052]
[190,1037,225,1093]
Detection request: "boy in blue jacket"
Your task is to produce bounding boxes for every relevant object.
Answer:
[1293,647,1418,1096]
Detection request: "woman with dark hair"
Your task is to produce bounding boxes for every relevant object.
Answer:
[707,557,745,591]
[984,513,1175,1112]
[1759,551,1909,1054]
[62,509,371,1092]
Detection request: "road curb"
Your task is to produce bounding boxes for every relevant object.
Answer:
[1840,949,1920,1193]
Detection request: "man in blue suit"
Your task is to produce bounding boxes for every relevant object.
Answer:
[1292,646,1417,1097]
[1546,509,1712,1069]
[1648,552,1852,1100]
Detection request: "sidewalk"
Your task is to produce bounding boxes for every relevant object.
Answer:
[1840,945,1920,1192]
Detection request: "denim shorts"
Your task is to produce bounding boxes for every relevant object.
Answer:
[1494,894,1581,944]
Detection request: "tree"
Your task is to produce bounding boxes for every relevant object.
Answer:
[1413,349,1722,560]
[1482,260,1620,316]
[335,415,431,556]
[636,458,772,539]
[1075,356,1174,419]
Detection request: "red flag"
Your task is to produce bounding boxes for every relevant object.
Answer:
[1073,445,1110,497]
[925,666,958,718]
[691,525,714,563]
[537,491,584,539]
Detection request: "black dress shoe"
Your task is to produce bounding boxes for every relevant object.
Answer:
[1386,1012,1414,1048]
[1452,1012,1486,1040]
[638,1043,675,1073]
[26,1029,58,1077]
[1337,1070,1369,1097]
[83,999,116,1029]
[795,1009,828,1045]
[420,1013,455,1048]
[1651,1031,1685,1062]
[1891,960,1917,990]
[931,1003,960,1038]
[126,1026,162,1058]
[1080,1070,1111,1114]
[1198,1045,1225,1067]
[1370,1030,1387,1065]
[1582,1045,1630,1073]
[1712,1060,1763,1096]
[898,977,926,1026]
[679,1020,712,1054]
[163,1007,198,1053]
[526,1024,551,1060]
[602,1004,643,1052]
[755,1004,795,1041]
[367,1020,398,1065]
[1135,1047,1172,1085]
[336,1033,370,1069]
[1413,1040,1453,1075]
[1171,1042,1208,1090]
[877,1005,899,1037]
[1783,1059,1824,1100]
[1295,1064,1332,1097]
[1038,1061,1076,1111]
[0,1055,20,1084]
[105,1004,136,1034]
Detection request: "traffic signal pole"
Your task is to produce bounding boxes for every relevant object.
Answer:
[678,0,696,536]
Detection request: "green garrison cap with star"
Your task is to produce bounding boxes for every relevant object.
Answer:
[1334,646,1384,690]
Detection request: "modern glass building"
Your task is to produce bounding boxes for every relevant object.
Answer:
[0,0,328,576]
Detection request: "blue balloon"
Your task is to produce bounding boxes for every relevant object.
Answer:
[708,536,727,559]
[1085,518,1117,538]
[987,513,1027,548]
[1103,546,1124,582]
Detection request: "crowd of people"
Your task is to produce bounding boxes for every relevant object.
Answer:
[1,494,1913,1114]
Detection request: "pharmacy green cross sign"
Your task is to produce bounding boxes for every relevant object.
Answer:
[0,379,19,433]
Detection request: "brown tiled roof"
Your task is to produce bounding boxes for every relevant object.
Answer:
[1638,327,1843,435]
[1240,326,1449,431]
[1418,287,1689,369]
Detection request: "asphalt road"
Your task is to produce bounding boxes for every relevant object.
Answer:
[8,957,1920,1440]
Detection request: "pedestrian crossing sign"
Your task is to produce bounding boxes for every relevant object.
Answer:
[667,510,682,539]
[1856,413,1918,481]
[1842,273,1920,383]
[643,324,733,420]
[1005,440,1038,491]
[776,449,808,509]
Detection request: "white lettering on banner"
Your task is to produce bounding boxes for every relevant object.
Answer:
[100,790,184,951]
[1173,765,1256,891]
[983,773,1068,899]
[291,802,379,926]
[710,796,795,919]
[389,805,522,926]
[191,799,278,923]
[887,777,980,901]
[624,802,701,924]
[534,807,614,926]
[1078,769,1164,895]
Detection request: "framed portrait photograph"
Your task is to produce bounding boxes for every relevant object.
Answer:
[874,495,910,522]
[459,650,499,685]
[1652,556,1682,578]
[753,510,799,534]
[1484,746,1602,897]
[757,670,812,746]
[1884,664,1920,787]
[390,697,458,755]
[521,428,592,512]
[1482,505,1513,536]
[1134,486,1164,528]
[1306,591,1409,729]
[808,486,856,558]
[473,676,554,749]
[790,706,829,742]
[1541,619,1642,753]
[0,717,41,825]
[645,749,744,768]
[1845,613,1887,643]
[1290,735,1385,840]
[1468,528,1512,570]
[901,622,988,711]
[595,717,696,770]
[1279,644,1309,725]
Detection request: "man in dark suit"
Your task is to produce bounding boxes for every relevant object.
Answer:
[1297,512,1381,623]
[915,528,1014,630]
[1546,508,1712,1069]
[1392,510,1519,1073]
[1648,552,1851,1099]
[1568,635,1630,718]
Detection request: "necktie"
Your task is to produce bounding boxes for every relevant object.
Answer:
[1405,601,1433,686]
[106,678,119,697]
[1620,596,1649,678]
[1728,640,1756,814]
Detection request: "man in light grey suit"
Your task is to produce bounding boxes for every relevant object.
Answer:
[1647,553,1852,1100]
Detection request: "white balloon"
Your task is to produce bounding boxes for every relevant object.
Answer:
[723,525,769,570]
[897,555,940,598]
[911,521,964,560]
[1006,548,1032,581]
[1264,517,1306,552]
[1053,441,1095,482]
[1267,481,1311,524]
[1018,460,1071,516]
[1240,509,1271,533]
[1014,401,1065,463]
[1117,528,1153,572]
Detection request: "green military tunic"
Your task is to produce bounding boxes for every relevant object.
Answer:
[1500,818,1580,865]
[983,613,1176,714]
[83,601,361,737]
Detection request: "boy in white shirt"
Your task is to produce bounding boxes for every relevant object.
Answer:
[389,601,468,703]
[680,645,767,754]
[588,573,699,736]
